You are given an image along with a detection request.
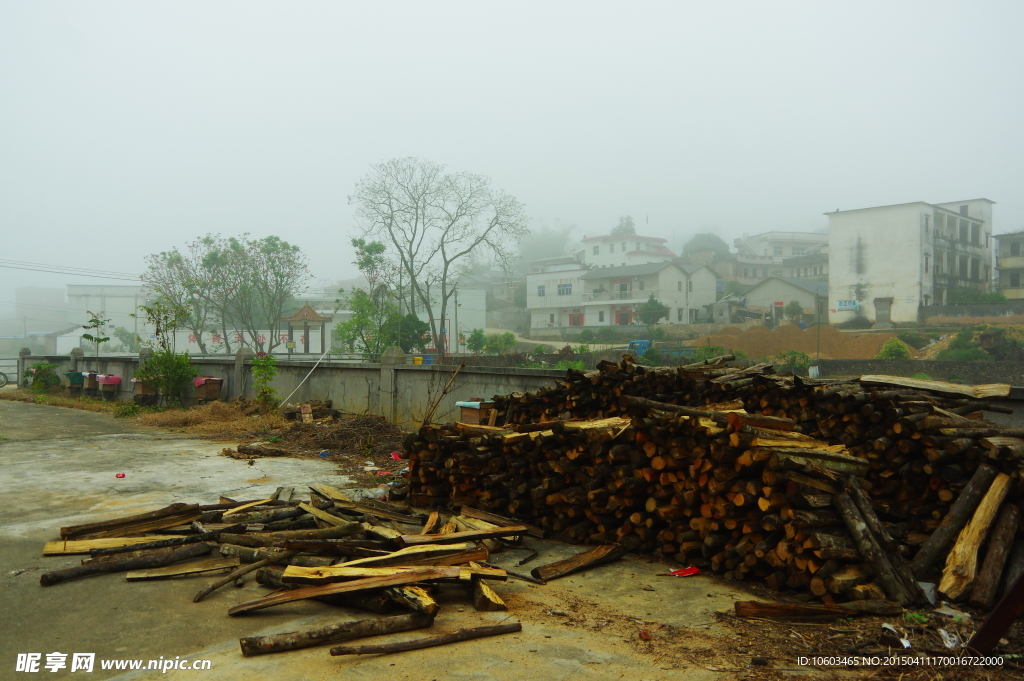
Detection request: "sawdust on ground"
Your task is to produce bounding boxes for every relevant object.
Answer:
[692,324,907,361]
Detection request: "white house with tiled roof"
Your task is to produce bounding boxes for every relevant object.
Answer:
[581,234,676,269]
[526,261,717,329]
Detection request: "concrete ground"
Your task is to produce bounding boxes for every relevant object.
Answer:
[0,399,760,680]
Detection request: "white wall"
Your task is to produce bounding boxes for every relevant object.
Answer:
[828,203,927,324]
[746,279,817,313]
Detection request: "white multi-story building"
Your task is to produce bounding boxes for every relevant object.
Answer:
[526,262,717,328]
[581,234,676,269]
[828,199,995,325]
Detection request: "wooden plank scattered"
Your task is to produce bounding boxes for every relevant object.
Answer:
[126,556,240,581]
[530,544,627,581]
[398,526,529,547]
[859,375,1011,399]
[41,543,212,586]
[329,623,522,656]
[228,568,461,616]
[60,503,199,540]
[44,537,187,556]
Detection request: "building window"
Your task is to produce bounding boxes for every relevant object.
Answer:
[639,280,645,291]
[924,254,930,273]
[677,281,682,291]
[549,313,555,324]
[792,247,805,256]
[593,245,599,255]
[773,246,783,256]
[557,283,572,295]
[609,243,614,253]
[687,280,693,292]
[1012,242,1021,257]
[772,270,783,277]
[925,215,930,230]
[971,224,980,245]
[537,285,545,297]
[677,308,683,321]
[1012,273,1020,288]
[960,220,969,243]
[621,242,626,251]
[598,311,605,322]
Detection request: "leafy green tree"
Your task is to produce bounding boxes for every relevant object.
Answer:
[466,328,487,353]
[333,287,401,354]
[784,300,804,320]
[578,329,595,342]
[611,215,636,236]
[251,354,279,408]
[397,314,430,353]
[876,338,912,359]
[111,326,142,353]
[641,347,666,366]
[683,233,731,260]
[133,301,198,405]
[636,294,670,338]
[596,326,617,344]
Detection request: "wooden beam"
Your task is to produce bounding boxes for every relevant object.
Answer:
[126,556,239,581]
[228,568,462,616]
[859,375,1010,399]
[530,544,627,581]
[329,623,522,656]
[398,526,529,547]
[239,612,434,657]
[43,537,187,556]
[60,503,199,539]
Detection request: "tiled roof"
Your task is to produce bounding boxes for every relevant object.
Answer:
[579,262,678,279]
[281,303,333,322]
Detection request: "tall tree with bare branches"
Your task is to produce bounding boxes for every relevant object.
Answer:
[350,157,528,354]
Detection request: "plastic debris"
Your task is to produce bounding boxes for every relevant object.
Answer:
[318,451,331,459]
[938,629,960,649]
[115,473,126,478]
[880,623,912,649]
[390,452,402,460]
[933,603,972,620]
[638,629,652,641]
[663,567,700,578]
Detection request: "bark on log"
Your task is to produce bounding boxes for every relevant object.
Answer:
[329,623,522,656]
[239,612,434,656]
[832,492,914,606]
[193,549,300,602]
[911,463,999,580]
[530,543,627,581]
[968,503,1021,610]
[40,543,212,586]
[386,586,440,616]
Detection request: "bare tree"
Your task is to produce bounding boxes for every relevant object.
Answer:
[350,158,528,354]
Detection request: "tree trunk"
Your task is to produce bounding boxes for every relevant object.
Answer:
[239,612,434,657]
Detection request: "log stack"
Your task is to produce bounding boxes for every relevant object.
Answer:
[402,356,1024,608]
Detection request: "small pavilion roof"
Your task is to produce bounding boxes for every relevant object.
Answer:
[281,303,333,323]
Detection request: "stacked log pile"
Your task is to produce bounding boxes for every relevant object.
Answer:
[403,356,1024,608]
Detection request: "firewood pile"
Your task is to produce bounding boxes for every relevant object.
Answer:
[402,355,1024,613]
[36,485,604,657]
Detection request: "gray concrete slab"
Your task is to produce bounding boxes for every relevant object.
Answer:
[0,400,757,680]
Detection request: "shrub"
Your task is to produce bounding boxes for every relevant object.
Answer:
[114,403,143,418]
[876,338,912,360]
[896,331,929,350]
[776,350,811,373]
[936,347,992,362]
[27,362,61,393]
[732,349,750,361]
[529,344,553,357]
[595,327,617,344]
[577,329,595,342]
[554,359,585,370]
[466,328,486,353]
[573,344,591,355]
[135,350,198,405]
[692,345,727,362]
[641,348,666,366]
[948,287,1006,305]
[835,316,873,329]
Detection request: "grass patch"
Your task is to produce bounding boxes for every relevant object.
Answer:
[0,390,121,413]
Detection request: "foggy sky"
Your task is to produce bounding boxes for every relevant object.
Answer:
[2,1,1023,327]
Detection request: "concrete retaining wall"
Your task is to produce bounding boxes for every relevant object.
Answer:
[17,349,563,429]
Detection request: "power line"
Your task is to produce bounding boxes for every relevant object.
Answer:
[0,260,141,281]
[0,259,140,277]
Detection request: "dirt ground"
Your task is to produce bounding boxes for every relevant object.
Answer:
[693,325,904,361]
